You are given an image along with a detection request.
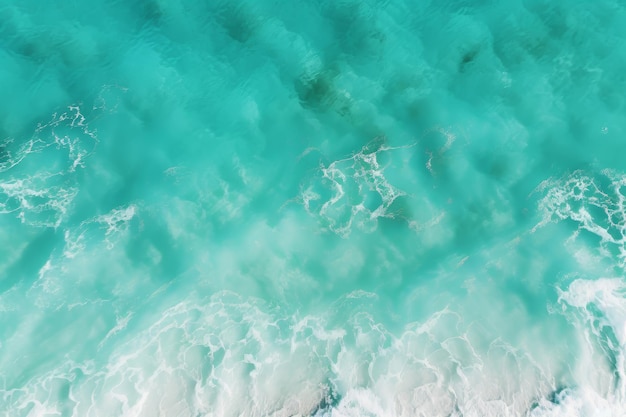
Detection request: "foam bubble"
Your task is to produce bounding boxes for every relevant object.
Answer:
[0,175,78,228]
[300,139,416,237]
[536,170,626,270]
[1,291,579,417]
[0,96,118,228]
[56,204,138,259]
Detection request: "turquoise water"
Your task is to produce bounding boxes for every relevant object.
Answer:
[2,1,626,415]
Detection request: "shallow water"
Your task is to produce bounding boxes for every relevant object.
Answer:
[2,1,626,416]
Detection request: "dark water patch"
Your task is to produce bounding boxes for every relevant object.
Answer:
[473,150,510,181]
[133,0,163,26]
[295,69,339,111]
[213,2,261,44]
[459,48,479,72]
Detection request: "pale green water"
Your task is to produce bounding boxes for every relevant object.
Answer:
[2,1,626,416]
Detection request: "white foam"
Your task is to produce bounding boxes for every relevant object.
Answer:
[0,175,78,228]
[535,171,626,269]
[56,204,139,259]
[94,205,137,237]
[560,278,626,346]
[301,139,414,237]
[543,277,626,416]
[528,387,620,417]
[0,101,106,228]
[6,285,626,417]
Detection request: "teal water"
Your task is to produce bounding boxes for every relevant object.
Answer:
[2,1,626,416]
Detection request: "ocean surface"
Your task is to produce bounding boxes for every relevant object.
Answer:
[1,1,626,416]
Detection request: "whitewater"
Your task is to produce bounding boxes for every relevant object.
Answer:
[2,1,626,416]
